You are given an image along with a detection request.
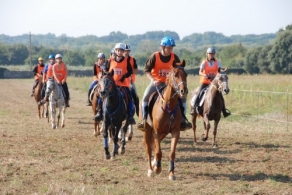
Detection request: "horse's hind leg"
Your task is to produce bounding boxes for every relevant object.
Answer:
[37,105,41,119]
[51,107,56,129]
[201,116,210,142]
[127,125,133,141]
[152,133,162,175]
[57,108,61,128]
[143,126,153,177]
[61,106,65,128]
[118,123,128,155]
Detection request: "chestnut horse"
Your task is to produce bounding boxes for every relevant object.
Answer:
[143,60,188,180]
[191,73,229,148]
[34,75,46,119]
[91,85,102,137]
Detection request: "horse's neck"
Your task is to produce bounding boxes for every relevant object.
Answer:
[162,85,178,110]
[105,88,119,110]
[206,83,220,105]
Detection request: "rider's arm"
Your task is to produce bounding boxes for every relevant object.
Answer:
[63,63,68,83]
[199,61,208,77]
[32,66,38,76]
[123,61,132,78]
[52,66,60,83]
[132,58,138,75]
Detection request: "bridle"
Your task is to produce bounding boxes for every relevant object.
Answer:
[210,73,228,93]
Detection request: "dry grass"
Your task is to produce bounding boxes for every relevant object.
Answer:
[0,76,291,195]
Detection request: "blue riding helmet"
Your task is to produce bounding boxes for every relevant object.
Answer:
[160,36,176,47]
[97,53,105,59]
[48,54,55,59]
[125,44,131,51]
[207,47,216,54]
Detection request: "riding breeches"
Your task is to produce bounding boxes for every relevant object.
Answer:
[61,82,70,101]
[32,79,39,90]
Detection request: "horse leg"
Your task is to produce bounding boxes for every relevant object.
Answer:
[191,114,197,144]
[126,125,133,141]
[37,104,41,119]
[118,122,128,155]
[168,130,180,180]
[103,124,111,160]
[152,132,162,175]
[51,104,56,129]
[41,104,45,118]
[111,126,120,159]
[57,107,61,128]
[212,120,220,148]
[61,105,65,128]
[143,126,153,177]
[201,116,210,142]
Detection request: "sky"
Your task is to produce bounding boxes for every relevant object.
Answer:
[1,0,291,39]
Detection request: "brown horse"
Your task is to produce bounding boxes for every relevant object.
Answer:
[34,75,46,119]
[91,85,102,136]
[191,73,229,148]
[143,60,188,180]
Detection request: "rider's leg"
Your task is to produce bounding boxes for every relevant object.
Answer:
[62,82,70,107]
[126,87,136,125]
[221,93,231,118]
[87,81,97,106]
[190,85,203,115]
[41,82,46,100]
[137,82,156,131]
[31,79,39,97]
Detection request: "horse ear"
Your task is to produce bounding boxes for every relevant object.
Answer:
[181,59,186,67]
[172,60,177,68]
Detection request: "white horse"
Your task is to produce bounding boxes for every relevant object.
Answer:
[45,79,66,129]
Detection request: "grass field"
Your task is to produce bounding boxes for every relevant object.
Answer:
[0,75,291,195]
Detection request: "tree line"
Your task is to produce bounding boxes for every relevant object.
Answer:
[0,25,291,74]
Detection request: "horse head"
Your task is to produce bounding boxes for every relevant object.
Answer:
[99,73,116,98]
[166,59,188,98]
[212,73,229,95]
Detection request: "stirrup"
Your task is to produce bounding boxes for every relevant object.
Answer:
[137,120,146,131]
[223,109,231,118]
[94,113,103,121]
[86,101,92,106]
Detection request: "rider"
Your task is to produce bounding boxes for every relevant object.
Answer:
[94,43,136,125]
[86,53,106,106]
[190,47,231,117]
[137,36,192,131]
[43,54,70,107]
[30,57,45,97]
[123,44,139,110]
[41,54,55,100]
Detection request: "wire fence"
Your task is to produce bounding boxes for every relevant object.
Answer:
[224,89,292,131]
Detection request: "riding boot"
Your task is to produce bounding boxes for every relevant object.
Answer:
[180,103,192,131]
[221,94,231,118]
[38,93,49,105]
[94,99,103,121]
[30,91,34,97]
[86,89,92,106]
[128,102,136,125]
[65,99,70,108]
[137,104,148,131]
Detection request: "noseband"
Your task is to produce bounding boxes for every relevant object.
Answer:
[211,74,228,93]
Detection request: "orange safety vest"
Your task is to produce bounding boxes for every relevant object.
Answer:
[35,64,45,80]
[200,60,219,85]
[46,64,54,80]
[109,59,130,87]
[94,63,102,81]
[53,62,67,82]
[151,52,175,82]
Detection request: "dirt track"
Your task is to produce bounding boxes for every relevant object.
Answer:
[0,79,291,195]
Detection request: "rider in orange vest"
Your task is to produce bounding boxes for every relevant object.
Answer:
[86,53,105,106]
[30,57,45,97]
[137,36,192,131]
[94,43,135,124]
[190,47,231,117]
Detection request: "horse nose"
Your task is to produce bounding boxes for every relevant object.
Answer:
[224,88,230,94]
[100,90,106,96]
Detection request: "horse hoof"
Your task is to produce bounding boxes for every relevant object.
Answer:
[154,166,162,175]
[118,148,125,155]
[52,125,57,129]
[147,169,154,177]
[126,136,132,142]
[111,156,116,160]
[212,143,218,148]
[61,124,65,128]
[93,131,100,137]
[105,154,111,160]
[169,175,176,180]
[201,134,207,142]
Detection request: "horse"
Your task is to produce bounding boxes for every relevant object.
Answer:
[191,72,229,148]
[45,78,66,129]
[142,60,188,180]
[90,85,102,137]
[98,74,130,159]
[34,75,47,119]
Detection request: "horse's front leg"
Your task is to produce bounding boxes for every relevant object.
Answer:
[118,121,128,155]
[202,115,210,142]
[56,106,61,128]
[103,123,111,160]
[152,132,162,175]
[168,130,180,180]
[111,126,120,159]
[191,114,198,144]
[127,124,133,141]
[50,104,56,129]
[37,104,41,119]
[61,105,66,128]
[212,120,220,148]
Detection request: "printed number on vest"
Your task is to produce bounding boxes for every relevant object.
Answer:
[159,69,170,77]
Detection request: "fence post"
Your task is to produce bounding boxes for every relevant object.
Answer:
[287,89,289,131]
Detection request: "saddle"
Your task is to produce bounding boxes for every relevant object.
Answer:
[195,86,209,115]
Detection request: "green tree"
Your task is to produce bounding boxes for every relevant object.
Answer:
[63,50,85,66]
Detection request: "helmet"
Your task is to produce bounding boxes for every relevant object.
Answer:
[110,48,115,54]
[48,54,55,59]
[55,54,62,59]
[160,36,176,47]
[206,47,216,54]
[97,53,105,59]
[38,57,43,61]
[124,44,131,51]
[114,43,125,50]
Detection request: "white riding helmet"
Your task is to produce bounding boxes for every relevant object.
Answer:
[55,54,63,59]
[114,43,125,50]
